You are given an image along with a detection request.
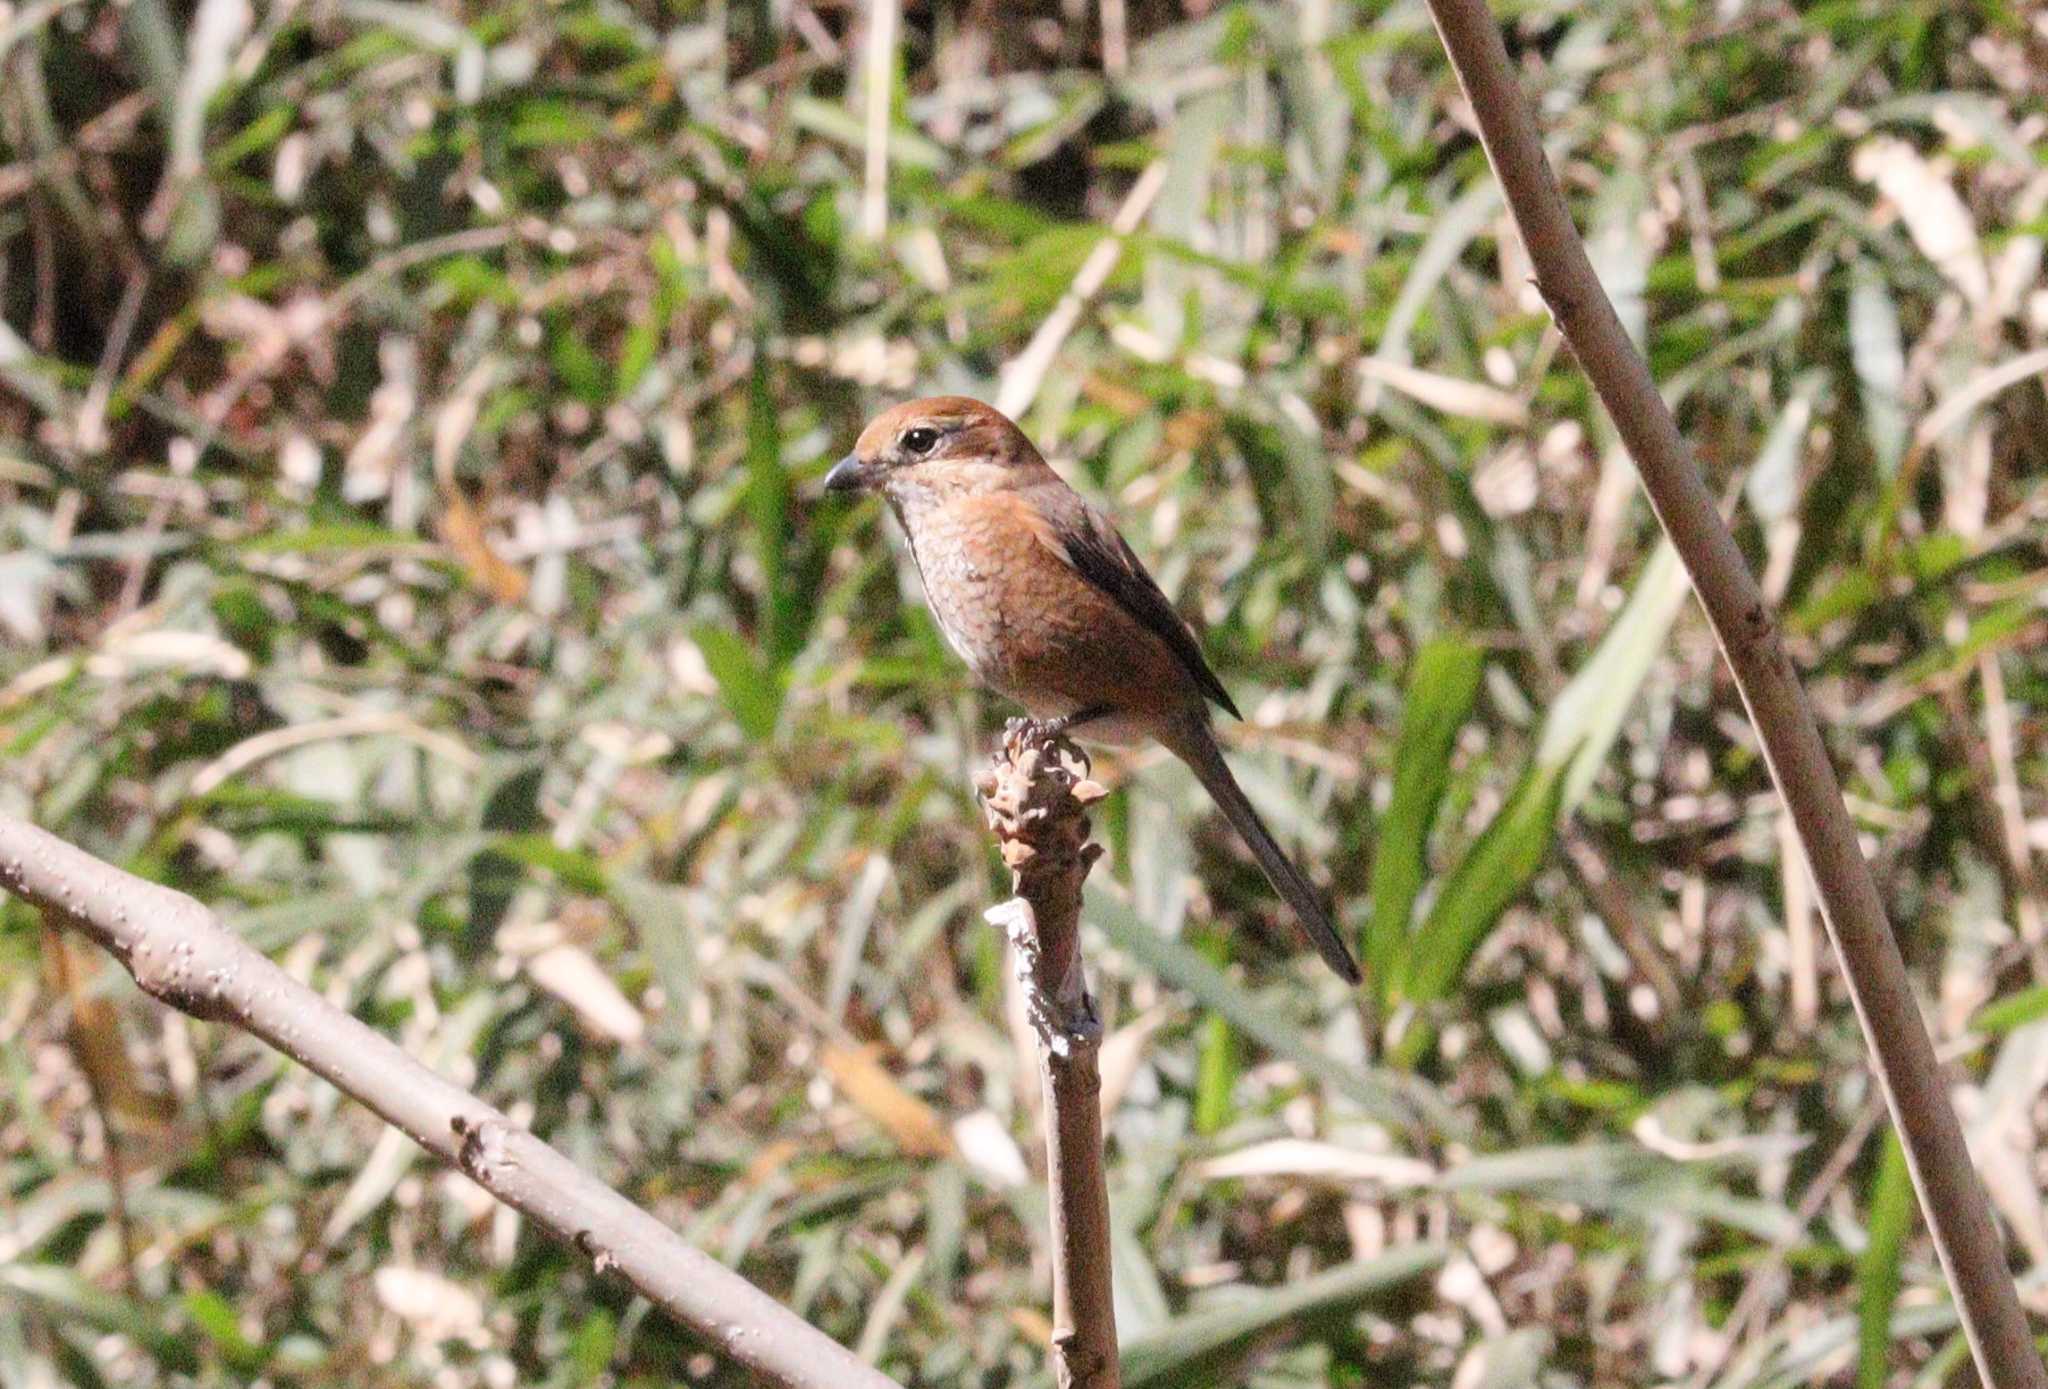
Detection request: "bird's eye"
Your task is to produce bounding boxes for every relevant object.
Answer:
[900,427,940,455]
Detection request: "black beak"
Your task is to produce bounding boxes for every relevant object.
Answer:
[822,453,870,495]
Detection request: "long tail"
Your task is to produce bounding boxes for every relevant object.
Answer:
[1162,715,1361,984]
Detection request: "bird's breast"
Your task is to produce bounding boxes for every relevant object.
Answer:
[889,489,1190,724]
[893,495,1020,681]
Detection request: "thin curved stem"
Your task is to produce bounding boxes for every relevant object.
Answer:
[1415,2,2043,1382]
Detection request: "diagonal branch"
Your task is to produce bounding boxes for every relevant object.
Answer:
[1414,2,2044,1384]
[0,815,905,1389]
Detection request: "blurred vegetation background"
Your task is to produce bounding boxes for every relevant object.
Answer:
[4,0,2048,1384]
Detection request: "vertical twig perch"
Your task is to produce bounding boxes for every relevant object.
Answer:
[977,723,1120,1389]
[1416,1,2045,1384]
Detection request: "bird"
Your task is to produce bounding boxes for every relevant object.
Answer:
[824,396,1361,984]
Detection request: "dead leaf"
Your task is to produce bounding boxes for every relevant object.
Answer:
[373,1266,487,1345]
[743,1138,802,1187]
[1097,1005,1171,1120]
[820,1043,956,1159]
[43,921,176,1129]
[438,491,528,604]
[1195,1138,1437,1188]
[1358,358,1530,426]
[523,942,644,1047]
[949,1109,1028,1187]
[1854,137,1991,309]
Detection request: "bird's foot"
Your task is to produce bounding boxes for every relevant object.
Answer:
[1003,708,1110,775]
[1010,705,1113,744]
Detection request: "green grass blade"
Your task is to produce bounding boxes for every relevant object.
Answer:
[1086,892,1442,1130]
[1398,543,1689,1007]
[1366,635,1484,1003]
[1857,1131,1914,1389]
[1971,984,2048,1036]
[745,352,796,664]
[693,624,786,742]
[1540,539,1691,811]
[0,1266,199,1374]
[1119,1246,1446,1387]
[1400,760,1566,1003]
[1193,1008,1237,1136]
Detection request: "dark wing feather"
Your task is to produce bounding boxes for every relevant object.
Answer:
[1056,502,1242,720]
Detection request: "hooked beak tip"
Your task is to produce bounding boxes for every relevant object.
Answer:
[822,453,868,495]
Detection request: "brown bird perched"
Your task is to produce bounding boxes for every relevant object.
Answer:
[825,396,1361,983]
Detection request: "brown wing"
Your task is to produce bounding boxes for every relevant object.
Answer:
[1020,483,1242,720]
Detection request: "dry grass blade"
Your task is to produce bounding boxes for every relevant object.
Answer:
[996,162,1166,420]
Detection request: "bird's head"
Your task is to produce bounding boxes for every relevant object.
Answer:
[824,397,1045,502]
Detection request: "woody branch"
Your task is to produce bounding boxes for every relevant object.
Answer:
[977,722,1120,1389]
[0,815,904,1389]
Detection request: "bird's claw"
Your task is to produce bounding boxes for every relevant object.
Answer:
[1002,715,1096,779]
[1009,705,1113,746]
[1005,718,1059,755]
